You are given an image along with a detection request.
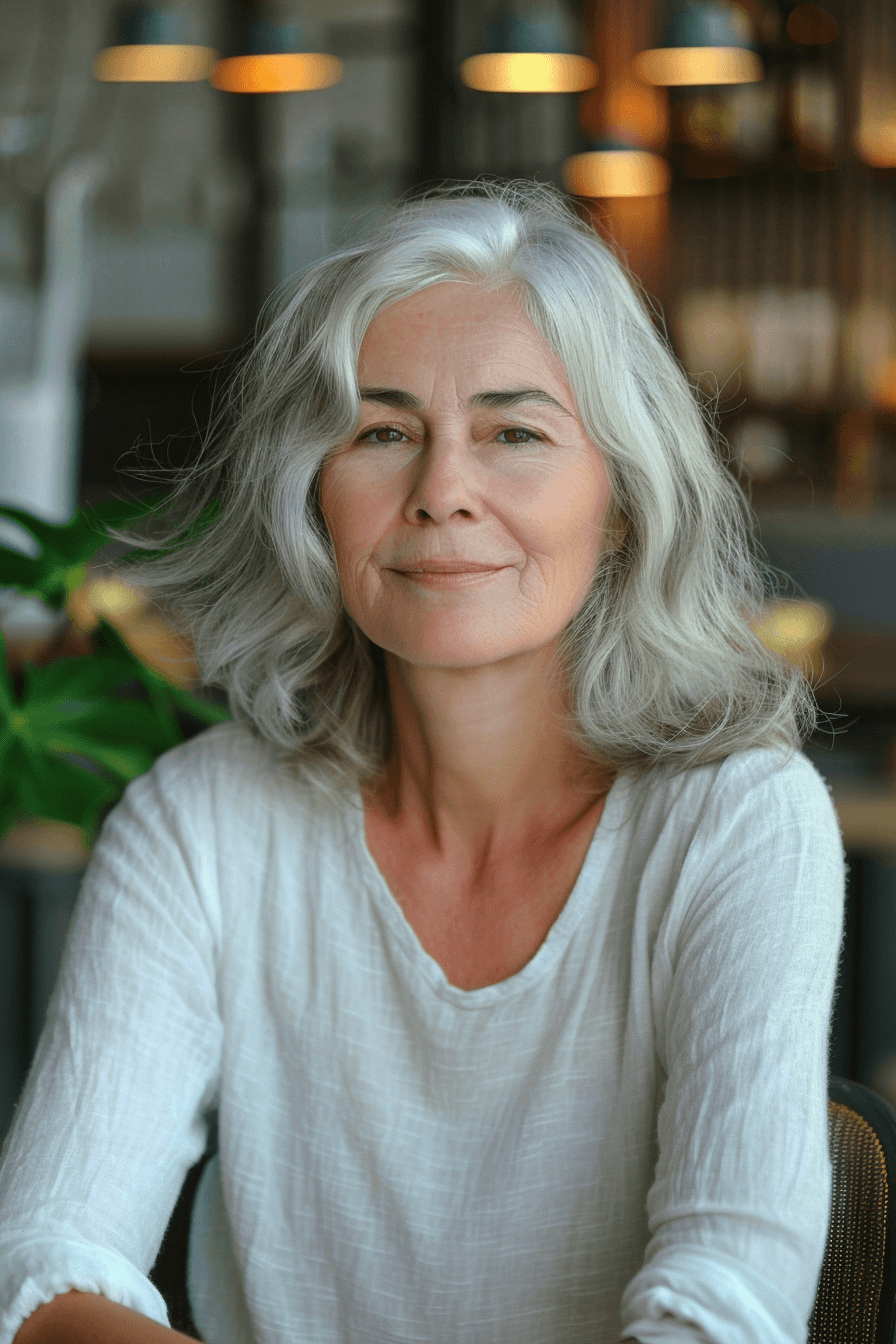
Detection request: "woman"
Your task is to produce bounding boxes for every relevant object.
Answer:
[0,180,844,1344]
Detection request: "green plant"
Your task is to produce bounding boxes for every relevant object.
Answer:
[0,499,229,843]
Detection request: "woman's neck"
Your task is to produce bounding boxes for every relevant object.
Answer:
[369,644,611,858]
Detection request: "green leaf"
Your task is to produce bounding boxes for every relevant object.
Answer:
[88,623,183,745]
[15,662,179,766]
[21,648,138,706]
[43,732,156,781]
[37,699,174,753]
[91,619,149,665]
[98,624,229,730]
[0,724,14,778]
[166,683,230,725]
[84,495,163,536]
[0,498,160,562]
[0,742,27,836]
[0,546,50,591]
[0,497,163,603]
[0,796,19,840]
[0,504,72,556]
[142,679,183,747]
[0,631,14,712]
[0,529,231,836]
[16,750,119,834]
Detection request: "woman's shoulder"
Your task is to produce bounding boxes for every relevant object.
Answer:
[632,746,846,973]
[708,744,839,823]
[621,744,843,873]
[121,719,342,837]
[136,718,286,795]
[655,744,845,885]
[642,742,838,819]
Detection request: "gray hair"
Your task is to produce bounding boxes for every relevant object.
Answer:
[118,178,816,798]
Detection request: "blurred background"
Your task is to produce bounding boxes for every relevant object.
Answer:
[0,0,894,1138]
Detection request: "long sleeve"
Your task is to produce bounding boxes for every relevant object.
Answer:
[0,759,223,1344]
[620,750,846,1344]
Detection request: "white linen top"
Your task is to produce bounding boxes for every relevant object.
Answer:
[0,722,845,1344]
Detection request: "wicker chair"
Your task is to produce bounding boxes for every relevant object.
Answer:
[809,1077,896,1344]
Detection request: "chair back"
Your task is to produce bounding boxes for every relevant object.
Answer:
[808,1077,896,1344]
[149,1149,214,1339]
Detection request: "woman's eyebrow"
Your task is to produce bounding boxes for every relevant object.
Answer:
[359,387,424,410]
[470,389,573,415]
[358,386,573,415]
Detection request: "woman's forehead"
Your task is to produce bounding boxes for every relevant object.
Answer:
[365,280,527,335]
[358,282,573,395]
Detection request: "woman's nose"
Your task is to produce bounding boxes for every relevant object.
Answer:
[402,435,483,525]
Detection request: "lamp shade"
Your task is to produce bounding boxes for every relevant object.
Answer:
[563,141,671,196]
[854,76,896,167]
[211,11,342,93]
[93,3,217,82]
[460,2,597,93]
[633,1,763,87]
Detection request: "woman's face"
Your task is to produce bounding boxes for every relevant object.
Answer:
[319,281,615,671]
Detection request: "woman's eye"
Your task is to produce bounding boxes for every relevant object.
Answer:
[359,426,408,444]
[498,427,541,445]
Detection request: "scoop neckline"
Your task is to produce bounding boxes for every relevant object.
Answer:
[351,774,627,1010]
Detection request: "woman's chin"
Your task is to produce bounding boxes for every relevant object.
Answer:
[377,625,549,672]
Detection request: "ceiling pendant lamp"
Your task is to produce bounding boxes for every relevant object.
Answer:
[633,1,763,88]
[563,137,671,197]
[93,3,217,83]
[854,75,896,168]
[211,2,342,94]
[460,2,598,94]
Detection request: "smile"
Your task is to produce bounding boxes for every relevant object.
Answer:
[389,565,506,589]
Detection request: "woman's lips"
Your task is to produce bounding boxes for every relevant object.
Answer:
[389,561,507,588]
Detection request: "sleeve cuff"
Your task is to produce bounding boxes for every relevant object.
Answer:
[620,1244,812,1344]
[0,1236,170,1344]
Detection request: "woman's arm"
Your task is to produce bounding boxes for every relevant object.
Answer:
[15,1299,643,1343]
[14,1291,196,1343]
[0,755,223,1343]
[619,751,845,1343]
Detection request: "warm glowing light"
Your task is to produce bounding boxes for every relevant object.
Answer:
[835,409,877,510]
[68,575,148,633]
[212,53,343,93]
[874,359,896,411]
[562,149,670,197]
[93,44,218,82]
[89,577,146,620]
[633,46,762,87]
[751,599,831,668]
[855,76,896,167]
[786,4,839,45]
[842,298,896,404]
[855,120,896,168]
[459,52,598,93]
[596,78,670,149]
[0,820,89,867]
[120,612,199,687]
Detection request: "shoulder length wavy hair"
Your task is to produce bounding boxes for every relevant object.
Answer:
[116,178,816,799]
